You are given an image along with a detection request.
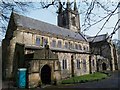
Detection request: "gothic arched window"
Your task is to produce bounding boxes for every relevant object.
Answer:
[40,37,43,46]
[62,59,67,69]
[64,42,68,49]
[75,44,78,50]
[57,40,62,48]
[92,60,95,66]
[77,59,80,69]
[83,46,86,51]
[86,46,89,51]
[43,38,48,47]
[51,40,56,47]
[83,59,86,72]
[78,44,82,50]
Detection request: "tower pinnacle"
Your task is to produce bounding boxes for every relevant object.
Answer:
[74,0,77,11]
[66,0,71,9]
[58,0,62,14]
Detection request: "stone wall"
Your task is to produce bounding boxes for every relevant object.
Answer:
[56,52,90,78]
[90,41,117,71]
[12,43,25,81]
[26,60,61,88]
[109,44,115,71]
[91,55,97,73]
[96,55,111,71]
[2,26,90,80]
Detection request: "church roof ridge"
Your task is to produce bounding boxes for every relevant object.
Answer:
[87,33,108,42]
[87,33,108,38]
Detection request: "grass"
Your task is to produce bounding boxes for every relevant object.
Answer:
[61,72,108,84]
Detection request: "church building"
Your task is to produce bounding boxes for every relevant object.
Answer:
[2,1,118,88]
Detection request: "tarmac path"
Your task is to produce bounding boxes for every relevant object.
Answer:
[46,70,120,88]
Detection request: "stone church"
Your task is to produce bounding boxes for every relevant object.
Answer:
[2,1,118,88]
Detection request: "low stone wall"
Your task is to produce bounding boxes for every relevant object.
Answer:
[28,73,40,88]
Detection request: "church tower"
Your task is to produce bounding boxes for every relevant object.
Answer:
[58,0,80,32]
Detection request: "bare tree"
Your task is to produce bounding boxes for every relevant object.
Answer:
[0,0,120,42]
[37,0,120,38]
[0,0,33,40]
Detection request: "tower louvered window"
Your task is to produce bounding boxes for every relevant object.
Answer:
[71,16,76,26]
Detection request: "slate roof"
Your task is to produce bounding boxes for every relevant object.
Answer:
[87,34,108,42]
[12,12,88,42]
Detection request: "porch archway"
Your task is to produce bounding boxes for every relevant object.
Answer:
[41,65,51,84]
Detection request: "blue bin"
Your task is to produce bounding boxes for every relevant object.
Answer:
[17,68,27,88]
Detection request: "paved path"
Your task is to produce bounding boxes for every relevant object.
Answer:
[47,70,120,88]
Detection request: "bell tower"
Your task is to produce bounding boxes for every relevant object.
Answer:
[58,0,80,32]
